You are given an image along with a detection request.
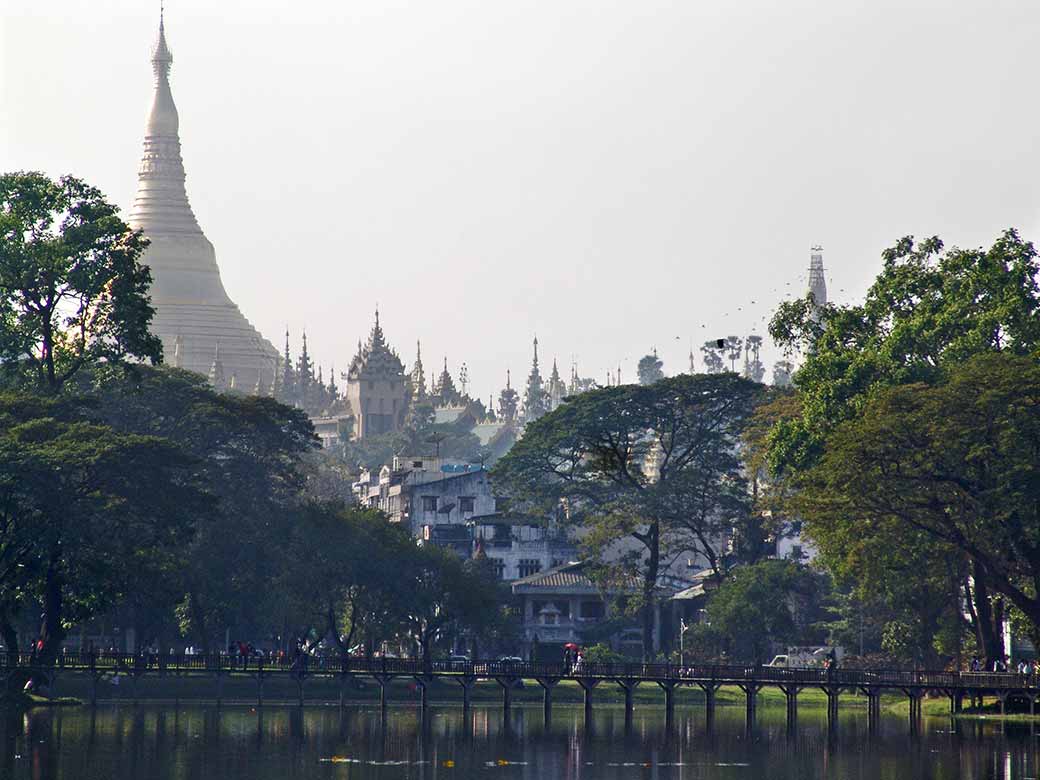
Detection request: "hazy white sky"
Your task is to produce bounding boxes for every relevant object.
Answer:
[4,0,1040,400]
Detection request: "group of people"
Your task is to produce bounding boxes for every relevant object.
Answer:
[970,656,1040,674]
[563,647,584,674]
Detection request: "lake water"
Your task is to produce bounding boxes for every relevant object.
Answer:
[5,702,1039,779]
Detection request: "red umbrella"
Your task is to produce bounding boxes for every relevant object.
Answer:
[564,643,580,651]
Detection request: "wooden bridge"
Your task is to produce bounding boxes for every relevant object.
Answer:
[14,652,1040,728]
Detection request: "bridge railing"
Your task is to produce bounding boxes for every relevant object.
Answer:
[9,652,1040,691]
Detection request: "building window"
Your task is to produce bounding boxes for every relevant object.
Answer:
[580,601,605,619]
[519,559,541,578]
[459,497,475,514]
[422,496,438,512]
[490,558,505,580]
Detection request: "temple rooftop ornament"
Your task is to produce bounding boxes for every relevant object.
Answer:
[129,13,277,389]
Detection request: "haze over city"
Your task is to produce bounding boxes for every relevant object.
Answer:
[4,0,1040,398]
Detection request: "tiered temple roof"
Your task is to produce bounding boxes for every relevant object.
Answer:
[347,311,406,381]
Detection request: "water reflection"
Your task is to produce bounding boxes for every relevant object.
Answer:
[4,702,1040,779]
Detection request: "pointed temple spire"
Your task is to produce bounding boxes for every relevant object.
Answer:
[498,369,519,425]
[410,340,427,401]
[523,336,547,423]
[808,245,828,318]
[433,357,460,406]
[129,12,277,390]
[328,364,338,400]
[277,328,297,404]
[208,343,225,389]
[548,357,565,410]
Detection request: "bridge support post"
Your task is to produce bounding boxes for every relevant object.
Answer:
[457,676,476,712]
[865,690,881,731]
[617,679,640,720]
[657,681,677,722]
[577,678,599,720]
[907,691,923,730]
[699,683,720,726]
[256,658,265,708]
[374,674,393,710]
[214,672,224,708]
[536,678,559,724]
[781,685,800,727]
[825,687,840,728]
[948,690,962,715]
[998,691,1008,716]
[739,684,761,726]
[414,677,429,711]
[494,677,516,715]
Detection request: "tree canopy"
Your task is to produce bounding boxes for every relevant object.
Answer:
[0,172,160,391]
[0,392,207,666]
[637,352,664,385]
[494,373,763,659]
[768,229,1040,473]
[797,353,1040,644]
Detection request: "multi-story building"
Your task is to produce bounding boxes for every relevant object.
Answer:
[355,457,578,580]
[355,457,492,527]
[472,513,576,582]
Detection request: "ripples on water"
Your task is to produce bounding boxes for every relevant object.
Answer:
[5,702,1039,779]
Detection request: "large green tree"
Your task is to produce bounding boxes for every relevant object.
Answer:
[698,559,825,664]
[0,172,160,391]
[493,373,763,659]
[84,366,317,651]
[0,393,206,673]
[278,501,414,658]
[768,230,1040,659]
[398,544,500,674]
[637,352,665,385]
[768,229,1040,472]
[797,354,1040,646]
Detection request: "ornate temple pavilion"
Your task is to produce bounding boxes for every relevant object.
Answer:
[128,15,277,390]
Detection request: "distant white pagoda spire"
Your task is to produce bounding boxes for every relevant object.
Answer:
[129,13,277,388]
[808,245,828,312]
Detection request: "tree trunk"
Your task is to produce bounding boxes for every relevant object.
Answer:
[0,610,19,668]
[37,559,66,667]
[642,522,660,662]
[188,591,211,655]
[420,632,432,677]
[970,570,1001,666]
